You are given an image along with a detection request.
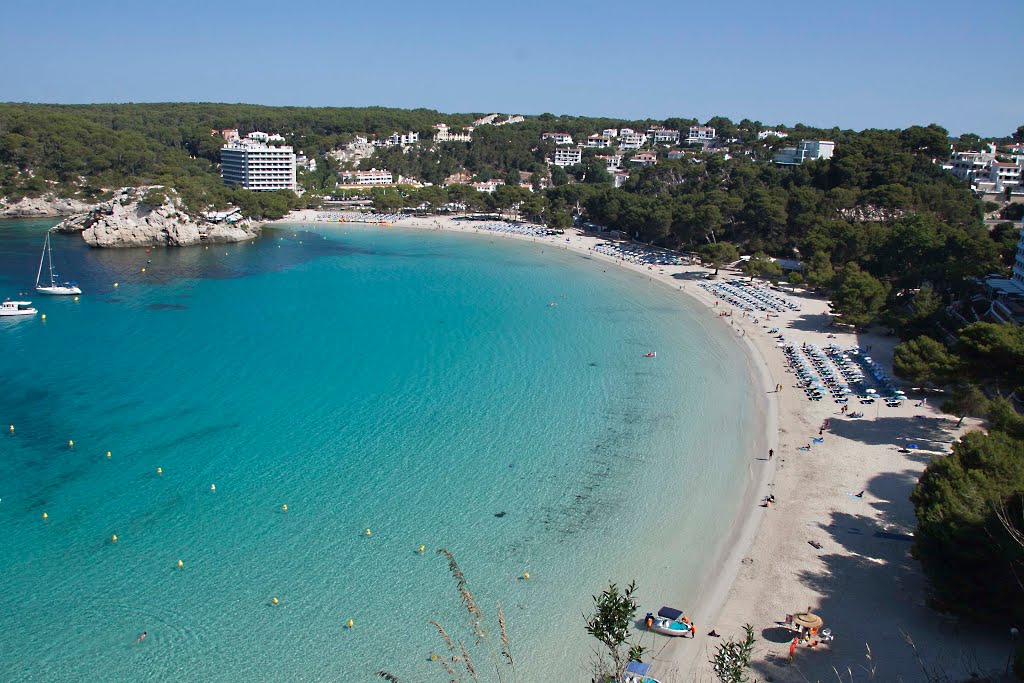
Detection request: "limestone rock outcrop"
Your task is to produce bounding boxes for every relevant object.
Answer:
[1,194,92,218]
[52,187,261,248]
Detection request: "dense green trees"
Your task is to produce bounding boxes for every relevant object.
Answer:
[740,252,782,280]
[911,431,1024,624]
[893,336,963,386]
[829,264,890,327]
[699,242,739,275]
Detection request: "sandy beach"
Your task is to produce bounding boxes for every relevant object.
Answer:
[274,211,1011,681]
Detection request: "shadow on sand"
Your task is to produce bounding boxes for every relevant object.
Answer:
[750,463,1011,682]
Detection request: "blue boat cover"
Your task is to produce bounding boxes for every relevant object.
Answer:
[625,661,651,675]
[657,606,683,620]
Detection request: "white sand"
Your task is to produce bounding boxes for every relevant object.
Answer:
[271,211,1011,681]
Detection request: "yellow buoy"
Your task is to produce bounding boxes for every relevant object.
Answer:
[177,560,183,568]
[112,534,118,543]
[282,504,288,511]
[430,653,438,661]
[364,528,371,537]
[113,282,118,287]
[68,440,74,448]
[41,314,46,320]
[73,296,78,301]
[140,267,146,273]
[210,484,216,492]
[418,545,425,553]
[347,619,354,628]
[272,597,279,605]
[157,467,163,476]
[8,425,13,433]
[522,572,530,581]
[106,451,112,459]
[42,512,48,520]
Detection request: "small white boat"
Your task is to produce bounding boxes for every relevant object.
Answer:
[36,232,81,296]
[645,606,693,637]
[621,660,662,683]
[0,300,38,317]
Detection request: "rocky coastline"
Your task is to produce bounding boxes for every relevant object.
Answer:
[1,194,93,218]
[51,187,261,248]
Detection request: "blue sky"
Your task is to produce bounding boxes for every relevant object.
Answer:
[2,0,1021,136]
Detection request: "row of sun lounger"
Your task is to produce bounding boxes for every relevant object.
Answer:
[785,342,904,404]
[593,242,688,266]
[698,281,799,313]
[315,212,404,223]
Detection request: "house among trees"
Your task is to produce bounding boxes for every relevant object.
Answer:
[773,140,835,165]
[629,152,658,166]
[552,147,583,166]
[542,132,575,145]
[687,125,716,144]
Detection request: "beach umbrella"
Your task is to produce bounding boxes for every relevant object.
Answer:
[894,390,906,395]
[792,612,824,629]
[865,389,877,394]
[907,443,919,449]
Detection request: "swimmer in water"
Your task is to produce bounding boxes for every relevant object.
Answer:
[136,631,147,643]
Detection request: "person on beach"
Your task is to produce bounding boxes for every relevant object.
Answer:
[769,448,774,460]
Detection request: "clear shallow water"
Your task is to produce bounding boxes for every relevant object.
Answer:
[0,220,758,681]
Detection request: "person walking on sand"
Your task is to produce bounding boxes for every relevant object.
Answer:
[769,448,774,460]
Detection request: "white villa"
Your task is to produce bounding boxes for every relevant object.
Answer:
[774,140,835,165]
[687,126,716,144]
[433,124,473,143]
[553,147,583,167]
[648,127,681,144]
[630,152,658,166]
[619,133,647,149]
[342,168,394,185]
[543,132,575,145]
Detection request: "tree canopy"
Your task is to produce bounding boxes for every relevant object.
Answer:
[912,431,1024,624]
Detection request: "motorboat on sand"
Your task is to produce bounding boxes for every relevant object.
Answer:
[644,606,693,637]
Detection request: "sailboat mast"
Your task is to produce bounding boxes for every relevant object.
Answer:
[47,234,56,287]
[36,234,47,288]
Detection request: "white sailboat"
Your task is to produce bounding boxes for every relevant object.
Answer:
[35,232,81,295]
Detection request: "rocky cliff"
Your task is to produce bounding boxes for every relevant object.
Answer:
[1,194,93,218]
[52,187,261,248]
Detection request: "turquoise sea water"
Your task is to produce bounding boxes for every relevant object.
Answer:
[0,220,758,681]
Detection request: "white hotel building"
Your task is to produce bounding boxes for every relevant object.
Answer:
[221,132,296,191]
[985,226,1024,322]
